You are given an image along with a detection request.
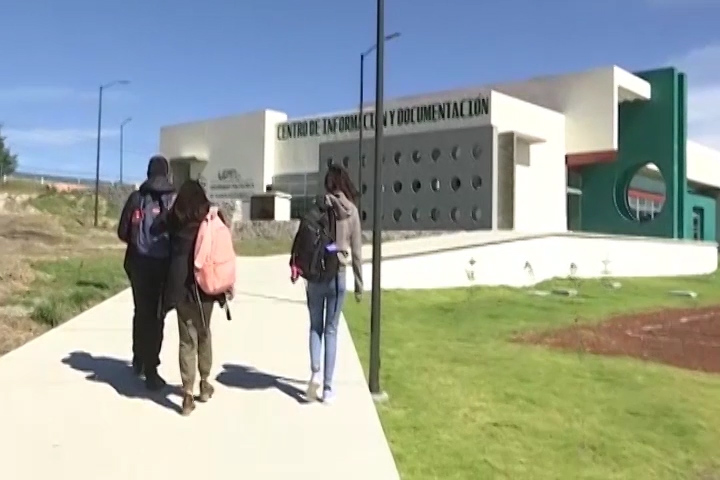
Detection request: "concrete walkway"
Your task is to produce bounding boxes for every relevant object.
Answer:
[0,256,399,479]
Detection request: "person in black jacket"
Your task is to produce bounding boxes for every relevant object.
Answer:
[117,155,176,390]
[151,179,228,416]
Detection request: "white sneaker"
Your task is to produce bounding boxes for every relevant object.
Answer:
[306,373,321,401]
[322,389,335,405]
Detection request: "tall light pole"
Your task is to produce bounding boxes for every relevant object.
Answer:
[119,117,132,185]
[369,0,386,400]
[94,79,130,227]
[358,31,400,221]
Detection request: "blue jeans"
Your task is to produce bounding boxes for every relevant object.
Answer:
[306,272,346,391]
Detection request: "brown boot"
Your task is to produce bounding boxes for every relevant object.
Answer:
[181,393,196,416]
[199,379,215,402]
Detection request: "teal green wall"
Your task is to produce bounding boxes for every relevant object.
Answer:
[685,192,716,241]
[579,68,689,238]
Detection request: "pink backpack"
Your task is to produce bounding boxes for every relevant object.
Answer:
[194,206,236,295]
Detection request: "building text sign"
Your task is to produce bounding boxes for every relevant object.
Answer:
[276,94,490,141]
[199,168,255,200]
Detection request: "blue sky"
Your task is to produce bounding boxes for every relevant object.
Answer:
[1,0,719,182]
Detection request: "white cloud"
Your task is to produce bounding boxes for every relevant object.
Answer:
[671,44,720,150]
[0,86,128,103]
[3,128,119,147]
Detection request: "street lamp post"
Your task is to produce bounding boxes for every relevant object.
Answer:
[119,117,132,185]
[94,79,130,227]
[369,0,387,400]
[358,31,400,221]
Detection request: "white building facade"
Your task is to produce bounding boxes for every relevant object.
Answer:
[159,65,720,241]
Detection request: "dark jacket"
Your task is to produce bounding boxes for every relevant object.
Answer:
[117,175,176,274]
[151,210,227,314]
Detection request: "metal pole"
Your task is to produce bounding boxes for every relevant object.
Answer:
[358,53,365,218]
[93,85,103,228]
[119,123,124,185]
[369,0,385,397]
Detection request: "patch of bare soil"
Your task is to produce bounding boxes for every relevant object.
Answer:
[517,306,720,374]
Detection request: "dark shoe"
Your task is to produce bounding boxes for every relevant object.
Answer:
[132,357,143,377]
[181,393,196,416]
[199,379,215,402]
[144,371,166,391]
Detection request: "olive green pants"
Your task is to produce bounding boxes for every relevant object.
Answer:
[177,299,214,393]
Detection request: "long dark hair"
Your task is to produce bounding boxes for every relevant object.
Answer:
[169,180,211,227]
[324,164,358,203]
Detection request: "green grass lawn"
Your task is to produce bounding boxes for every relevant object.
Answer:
[18,252,128,327]
[234,238,291,256]
[344,273,720,480]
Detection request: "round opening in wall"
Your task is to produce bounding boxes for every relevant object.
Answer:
[394,152,402,164]
[450,207,460,222]
[393,209,402,222]
[471,175,482,189]
[411,208,420,222]
[361,184,368,194]
[451,177,461,191]
[412,179,422,192]
[451,146,461,160]
[342,156,350,167]
[471,207,481,221]
[412,150,422,163]
[431,148,441,162]
[621,162,666,223]
[326,157,334,167]
[393,181,403,193]
[431,178,441,191]
[472,144,483,160]
[430,208,440,222]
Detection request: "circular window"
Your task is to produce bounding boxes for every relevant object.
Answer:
[326,157,334,167]
[430,208,440,222]
[471,207,481,221]
[342,156,350,167]
[450,207,460,222]
[431,148,441,162]
[361,184,368,194]
[472,144,483,160]
[412,150,422,163]
[431,178,440,191]
[393,181,402,193]
[451,177,461,191]
[471,176,482,189]
[394,152,402,164]
[623,162,666,223]
[412,179,422,192]
[451,146,461,160]
[411,208,420,222]
[392,209,402,222]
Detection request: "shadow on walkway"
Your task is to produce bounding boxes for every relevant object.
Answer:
[61,351,182,414]
[216,364,308,404]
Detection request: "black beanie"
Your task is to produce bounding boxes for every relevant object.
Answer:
[147,155,169,178]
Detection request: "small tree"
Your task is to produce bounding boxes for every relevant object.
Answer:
[0,125,18,177]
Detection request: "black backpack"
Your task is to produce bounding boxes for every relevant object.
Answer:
[132,192,175,259]
[290,197,340,283]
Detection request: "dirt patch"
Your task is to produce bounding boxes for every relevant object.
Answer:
[518,306,720,374]
[0,306,48,355]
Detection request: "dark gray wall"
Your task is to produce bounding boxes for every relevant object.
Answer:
[319,125,496,230]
